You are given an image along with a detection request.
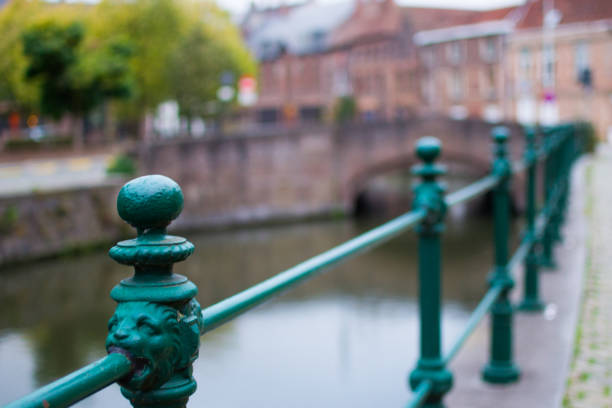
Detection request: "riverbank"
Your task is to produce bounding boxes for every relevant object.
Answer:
[0,179,350,267]
[0,182,126,266]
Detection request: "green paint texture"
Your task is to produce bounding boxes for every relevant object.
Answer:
[409,136,452,408]
[107,175,204,408]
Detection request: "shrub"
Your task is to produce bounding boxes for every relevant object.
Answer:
[106,154,136,176]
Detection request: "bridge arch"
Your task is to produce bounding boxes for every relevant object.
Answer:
[341,150,494,216]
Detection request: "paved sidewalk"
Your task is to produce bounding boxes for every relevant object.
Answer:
[563,145,612,407]
[445,153,589,407]
[0,154,113,196]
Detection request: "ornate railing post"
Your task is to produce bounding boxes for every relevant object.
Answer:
[549,127,563,244]
[540,127,556,268]
[106,175,204,408]
[559,126,572,225]
[518,126,545,312]
[556,128,569,229]
[409,137,452,408]
[482,127,520,383]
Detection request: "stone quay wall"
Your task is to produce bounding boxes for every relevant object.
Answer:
[0,183,125,266]
[140,117,524,231]
[0,118,526,266]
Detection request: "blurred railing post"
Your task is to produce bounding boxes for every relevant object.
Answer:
[559,126,573,225]
[550,128,563,244]
[557,127,569,228]
[409,137,452,408]
[107,175,204,408]
[540,127,556,268]
[518,126,545,312]
[482,126,520,383]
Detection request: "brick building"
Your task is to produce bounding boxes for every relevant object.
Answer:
[412,7,522,121]
[244,1,519,124]
[507,0,612,137]
[244,0,612,137]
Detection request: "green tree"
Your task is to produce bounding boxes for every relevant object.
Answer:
[0,0,257,140]
[0,0,42,112]
[169,2,256,128]
[22,19,133,143]
[93,0,188,127]
[333,96,357,124]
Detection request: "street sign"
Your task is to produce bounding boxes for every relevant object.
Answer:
[238,75,258,106]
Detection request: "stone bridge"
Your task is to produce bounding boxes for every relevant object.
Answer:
[140,118,524,230]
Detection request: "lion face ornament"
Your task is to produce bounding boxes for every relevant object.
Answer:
[106,300,203,391]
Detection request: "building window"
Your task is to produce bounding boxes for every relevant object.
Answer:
[446,42,463,65]
[542,44,555,88]
[421,74,434,105]
[519,46,532,76]
[448,70,463,101]
[422,46,435,67]
[480,37,497,62]
[574,41,590,77]
[396,69,412,91]
[480,66,497,100]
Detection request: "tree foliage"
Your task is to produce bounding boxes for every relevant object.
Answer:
[22,19,133,119]
[0,0,41,111]
[169,2,256,119]
[333,96,358,124]
[0,0,256,125]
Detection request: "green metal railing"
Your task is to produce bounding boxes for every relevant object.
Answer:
[5,123,585,408]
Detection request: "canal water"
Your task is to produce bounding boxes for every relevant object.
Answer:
[0,177,519,407]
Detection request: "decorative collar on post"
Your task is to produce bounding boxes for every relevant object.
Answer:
[106,175,203,408]
[412,136,446,234]
[491,126,511,179]
[109,175,196,302]
[523,126,536,166]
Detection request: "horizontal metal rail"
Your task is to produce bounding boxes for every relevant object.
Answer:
[405,380,433,408]
[442,166,565,366]
[442,191,553,366]
[5,353,132,408]
[443,285,503,365]
[202,209,427,332]
[6,123,582,408]
[445,174,500,207]
[507,238,532,274]
[203,169,512,333]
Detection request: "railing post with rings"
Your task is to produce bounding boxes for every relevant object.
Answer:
[482,126,520,383]
[558,126,572,227]
[540,127,556,268]
[518,126,545,312]
[409,137,452,408]
[107,175,204,408]
[550,128,563,245]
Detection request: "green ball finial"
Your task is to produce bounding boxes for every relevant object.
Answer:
[492,126,509,143]
[117,175,184,230]
[524,126,536,142]
[415,136,442,164]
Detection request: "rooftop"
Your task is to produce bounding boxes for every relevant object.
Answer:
[245,1,354,59]
[516,0,612,29]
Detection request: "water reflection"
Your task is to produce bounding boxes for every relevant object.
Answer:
[0,207,517,407]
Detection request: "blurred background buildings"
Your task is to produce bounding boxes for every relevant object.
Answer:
[0,0,610,146]
[243,0,611,138]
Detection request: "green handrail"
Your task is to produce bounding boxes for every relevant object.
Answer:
[201,208,426,332]
[443,285,503,365]
[6,122,584,408]
[445,173,500,207]
[5,353,132,408]
[406,380,434,408]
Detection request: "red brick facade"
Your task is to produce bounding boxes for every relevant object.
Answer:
[246,0,612,136]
